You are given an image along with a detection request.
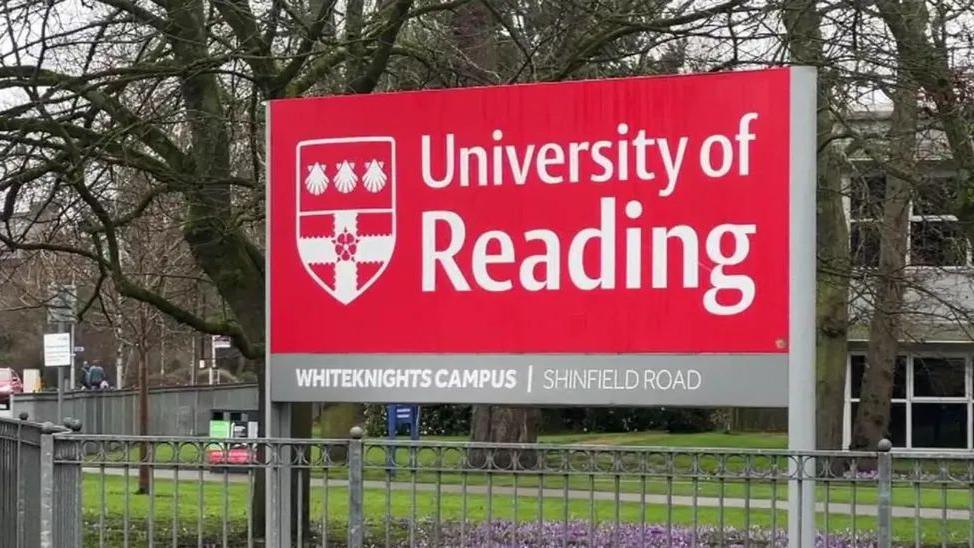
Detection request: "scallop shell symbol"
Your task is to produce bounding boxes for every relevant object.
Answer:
[362,159,387,193]
[304,162,328,195]
[334,160,358,193]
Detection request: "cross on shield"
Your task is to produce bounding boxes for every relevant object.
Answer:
[296,137,396,304]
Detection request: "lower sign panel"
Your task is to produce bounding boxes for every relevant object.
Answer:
[269,355,788,407]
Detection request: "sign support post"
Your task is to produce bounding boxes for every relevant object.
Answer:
[57,356,63,419]
[47,284,76,420]
[59,321,64,418]
[264,108,293,547]
[69,323,75,390]
[788,66,817,548]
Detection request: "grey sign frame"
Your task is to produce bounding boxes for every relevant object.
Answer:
[785,65,817,547]
[265,69,815,409]
[264,67,817,547]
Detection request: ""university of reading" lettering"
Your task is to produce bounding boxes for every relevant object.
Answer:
[417,115,762,316]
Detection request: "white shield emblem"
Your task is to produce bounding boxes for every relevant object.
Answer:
[296,137,396,304]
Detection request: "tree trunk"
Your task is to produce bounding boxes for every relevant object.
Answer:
[446,0,543,448]
[319,403,363,440]
[449,2,497,83]
[782,0,852,450]
[852,67,917,450]
[469,405,541,469]
[816,148,851,451]
[163,0,272,535]
[137,345,149,494]
[290,401,314,540]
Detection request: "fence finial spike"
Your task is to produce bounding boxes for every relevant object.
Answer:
[18,411,28,421]
[350,425,364,439]
[877,438,892,452]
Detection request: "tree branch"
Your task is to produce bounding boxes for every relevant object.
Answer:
[346,0,414,94]
[553,0,745,81]
[212,0,280,95]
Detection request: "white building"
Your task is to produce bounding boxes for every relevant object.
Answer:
[843,111,973,450]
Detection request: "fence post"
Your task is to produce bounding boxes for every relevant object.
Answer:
[876,438,892,548]
[38,422,64,548]
[16,413,28,548]
[63,419,83,548]
[348,426,365,548]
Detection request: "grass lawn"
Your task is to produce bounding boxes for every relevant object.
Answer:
[82,474,972,546]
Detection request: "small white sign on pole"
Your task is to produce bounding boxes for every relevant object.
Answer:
[44,333,72,367]
[213,335,232,349]
[46,284,77,324]
[23,369,41,392]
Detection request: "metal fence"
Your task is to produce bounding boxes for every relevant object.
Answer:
[10,383,258,436]
[3,415,974,547]
[0,414,42,548]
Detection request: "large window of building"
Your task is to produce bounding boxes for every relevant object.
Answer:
[849,175,968,267]
[844,353,974,449]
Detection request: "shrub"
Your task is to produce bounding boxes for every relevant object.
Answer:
[365,405,714,437]
[364,404,472,437]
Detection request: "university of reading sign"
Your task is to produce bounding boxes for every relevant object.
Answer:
[267,67,816,407]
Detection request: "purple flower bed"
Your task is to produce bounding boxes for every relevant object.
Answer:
[407,520,876,547]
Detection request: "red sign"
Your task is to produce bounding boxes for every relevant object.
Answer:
[269,68,792,355]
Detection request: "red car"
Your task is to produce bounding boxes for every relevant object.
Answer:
[0,368,23,406]
[207,443,257,467]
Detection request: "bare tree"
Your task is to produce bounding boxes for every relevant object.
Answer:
[0,0,423,532]
[871,0,974,237]
[0,0,753,533]
[852,65,918,450]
